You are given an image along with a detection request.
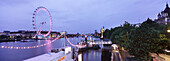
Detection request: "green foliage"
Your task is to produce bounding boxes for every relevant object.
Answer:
[124,18,168,60]
[125,27,160,60]
[103,29,111,39]
[104,18,169,60]
[110,26,123,44]
[109,21,135,47]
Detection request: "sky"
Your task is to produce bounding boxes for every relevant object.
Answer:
[0,0,169,34]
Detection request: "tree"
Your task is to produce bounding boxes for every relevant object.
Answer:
[125,27,160,60]
[16,35,21,39]
[103,18,168,60]
[110,21,135,47]
[110,26,123,44]
[125,18,168,60]
[103,29,111,39]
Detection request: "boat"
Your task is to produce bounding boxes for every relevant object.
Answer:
[24,46,74,61]
[78,41,101,52]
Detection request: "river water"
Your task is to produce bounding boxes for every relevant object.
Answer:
[0,37,111,61]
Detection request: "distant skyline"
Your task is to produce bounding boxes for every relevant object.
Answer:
[0,0,169,34]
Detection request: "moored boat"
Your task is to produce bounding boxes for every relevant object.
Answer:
[24,46,74,61]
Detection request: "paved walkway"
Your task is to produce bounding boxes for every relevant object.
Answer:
[112,51,121,61]
[119,50,130,61]
[150,53,165,61]
[159,54,170,61]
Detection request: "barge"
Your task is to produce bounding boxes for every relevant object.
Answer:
[24,46,74,61]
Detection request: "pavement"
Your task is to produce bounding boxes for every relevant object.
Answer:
[112,50,122,61]
[118,50,170,61]
[150,53,165,61]
[119,50,130,61]
[159,54,170,61]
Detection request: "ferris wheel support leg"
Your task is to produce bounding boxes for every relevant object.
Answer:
[34,24,44,38]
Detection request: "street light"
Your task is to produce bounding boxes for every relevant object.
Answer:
[167,30,170,32]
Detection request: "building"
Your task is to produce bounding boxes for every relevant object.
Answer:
[133,23,141,27]
[155,3,170,24]
[0,30,60,39]
[94,30,100,38]
[0,32,7,36]
[0,31,10,36]
[100,26,104,39]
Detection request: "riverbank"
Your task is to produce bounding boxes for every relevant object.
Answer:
[0,39,21,42]
[0,39,36,42]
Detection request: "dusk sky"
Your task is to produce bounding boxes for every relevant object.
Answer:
[0,0,169,34]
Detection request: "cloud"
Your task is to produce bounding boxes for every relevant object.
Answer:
[0,0,169,33]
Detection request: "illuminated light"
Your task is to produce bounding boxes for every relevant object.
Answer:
[37,46,39,47]
[167,30,170,32]
[1,46,4,48]
[41,45,43,46]
[0,32,85,49]
[60,58,63,60]
[63,56,66,59]
[16,47,19,49]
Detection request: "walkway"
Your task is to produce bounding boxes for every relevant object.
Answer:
[119,50,130,61]
[150,53,165,61]
[159,54,170,61]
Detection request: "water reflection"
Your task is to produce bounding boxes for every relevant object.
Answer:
[0,37,103,61]
[0,37,80,61]
[77,49,112,61]
[101,50,111,61]
[44,40,52,52]
[78,49,111,61]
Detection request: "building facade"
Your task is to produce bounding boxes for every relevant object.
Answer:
[155,3,170,24]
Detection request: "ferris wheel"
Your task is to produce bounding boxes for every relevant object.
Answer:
[32,7,52,37]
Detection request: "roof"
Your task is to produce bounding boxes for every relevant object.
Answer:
[24,46,73,61]
[164,3,170,16]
